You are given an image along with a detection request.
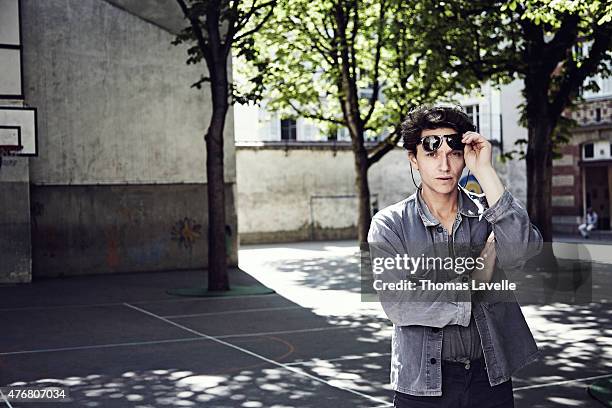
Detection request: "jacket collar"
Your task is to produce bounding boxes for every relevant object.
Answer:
[415,186,485,227]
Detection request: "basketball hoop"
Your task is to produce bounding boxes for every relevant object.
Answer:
[0,144,23,169]
[0,107,38,169]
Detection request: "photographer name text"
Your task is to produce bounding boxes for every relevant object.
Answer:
[373,279,516,291]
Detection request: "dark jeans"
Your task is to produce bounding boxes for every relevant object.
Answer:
[393,358,514,408]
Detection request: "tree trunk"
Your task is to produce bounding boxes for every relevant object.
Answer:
[521,54,560,268]
[526,120,554,242]
[206,73,230,291]
[525,110,558,269]
[352,136,372,244]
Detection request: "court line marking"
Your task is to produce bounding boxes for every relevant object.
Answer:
[211,326,352,339]
[0,326,355,356]
[0,301,127,312]
[0,293,280,312]
[0,337,206,356]
[0,388,14,408]
[123,302,391,406]
[284,352,392,366]
[162,306,303,318]
[514,372,612,391]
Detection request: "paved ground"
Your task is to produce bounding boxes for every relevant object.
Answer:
[0,239,611,407]
[555,231,612,245]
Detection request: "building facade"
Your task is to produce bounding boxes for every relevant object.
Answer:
[0,0,238,282]
[553,83,612,233]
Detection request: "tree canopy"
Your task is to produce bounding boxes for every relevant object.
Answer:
[240,0,476,151]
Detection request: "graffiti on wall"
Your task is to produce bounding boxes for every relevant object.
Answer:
[127,239,167,266]
[117,196,146,225]
[171,217,202,250]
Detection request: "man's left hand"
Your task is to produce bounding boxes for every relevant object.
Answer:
[463,131,493,173]
[462,131,505,207]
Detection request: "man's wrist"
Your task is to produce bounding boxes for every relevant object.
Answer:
[472,165,505,207]
[470,164,495,179]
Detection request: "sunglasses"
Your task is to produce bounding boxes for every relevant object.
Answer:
[418,133,465,152]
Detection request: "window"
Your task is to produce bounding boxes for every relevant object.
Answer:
[596,108,601,122]
[584,143,594,158]
[280,118,297,140]
[0,0,22,98]
[464,105,480,131]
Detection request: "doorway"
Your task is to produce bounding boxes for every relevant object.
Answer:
[584,165,611,230]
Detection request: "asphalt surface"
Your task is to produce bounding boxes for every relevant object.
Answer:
[0,239,610,407]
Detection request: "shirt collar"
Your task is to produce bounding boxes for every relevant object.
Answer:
[415,186,484,227]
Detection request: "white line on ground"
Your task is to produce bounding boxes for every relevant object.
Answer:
[514,372,612,391]
[162,305,303,318]
[0,388,14,408]
[0,337,206,356]
[213,325,352,339]
[123,302,391,406]
[0,325,354,356]
[0,293,280,312]
[0,302,126,312]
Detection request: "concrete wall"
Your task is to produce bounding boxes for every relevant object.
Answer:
[20,0,238,276]
[236,144,414,243]
[30,183,238,277]
[236,143,516,244]
[23,0,235,184]
[0,153,31,283]
[0,0,31,283]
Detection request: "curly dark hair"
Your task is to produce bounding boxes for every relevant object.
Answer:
[401,105,476,155]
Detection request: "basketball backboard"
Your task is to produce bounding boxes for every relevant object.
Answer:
[0,106,37,156]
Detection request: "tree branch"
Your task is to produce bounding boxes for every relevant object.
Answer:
[286,100,345,125]
[362,0,386,126]
[222,0,242,53]
[176,0,213,66]
[366,129,401,168]
[287,15,335,65]
[550,21,612,118]
[544,12,581,71]
[349,0,359,84]
[231,0,276,48]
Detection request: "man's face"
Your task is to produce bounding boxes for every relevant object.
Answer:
[409,127,465,195]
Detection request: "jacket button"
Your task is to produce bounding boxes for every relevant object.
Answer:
[436,226,444,233]
[430,358,437,364]
[432,328,439,333]
[462,275,468,282]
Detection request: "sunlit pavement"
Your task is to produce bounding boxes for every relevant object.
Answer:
[0,239,610,407]
[239,240,612,408]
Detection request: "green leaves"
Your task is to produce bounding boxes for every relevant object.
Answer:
[247,0,478,143]
[174,0,277,105]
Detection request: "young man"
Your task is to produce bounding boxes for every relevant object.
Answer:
[367,105,543,407]
[578,207,598,238]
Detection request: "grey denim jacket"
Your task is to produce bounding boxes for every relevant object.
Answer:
[367,186,543,396]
